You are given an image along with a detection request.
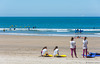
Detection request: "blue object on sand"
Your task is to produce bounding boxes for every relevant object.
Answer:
[95,55,100,56]
[82,54,95,58]
[82,53,100,58]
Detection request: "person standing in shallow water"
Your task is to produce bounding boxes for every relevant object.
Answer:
[70,37,78,58]
[83,37,88,58]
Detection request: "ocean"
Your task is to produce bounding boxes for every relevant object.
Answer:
[0,17,100,37]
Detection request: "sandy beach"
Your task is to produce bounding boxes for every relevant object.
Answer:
[0,35,100,64]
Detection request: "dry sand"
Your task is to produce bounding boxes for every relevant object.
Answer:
[0,35,100,64]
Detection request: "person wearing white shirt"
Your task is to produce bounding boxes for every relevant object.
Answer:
[70,37,77,58]
[41,46,48,56]
[83,37,88,58]
[53,46,59,56]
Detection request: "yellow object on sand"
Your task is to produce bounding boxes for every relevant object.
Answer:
[48,54,53,57]
[43,54,53,57]
[60,55,67,57]
[55,54,67,57]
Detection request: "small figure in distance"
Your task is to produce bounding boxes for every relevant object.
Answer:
[75,29,79,33]
[77,29,79,31]
[80,29,82,33]
[14,25,16,30]
[3,29,5,32]
[33,26,36,29]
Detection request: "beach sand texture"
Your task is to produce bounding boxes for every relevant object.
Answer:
[0,35,100,64]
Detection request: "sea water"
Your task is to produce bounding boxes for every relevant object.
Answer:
[0,17,100,37]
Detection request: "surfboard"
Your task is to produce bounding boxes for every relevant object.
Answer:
[82,54,95,58]
[43,54,53,57]
[82,52,100,58]
[48,54,53,57]
[95,55,100,57]
[55,55,67,57]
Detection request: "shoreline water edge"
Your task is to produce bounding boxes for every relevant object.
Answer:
[0,17,100,37]
[0,28,100,37]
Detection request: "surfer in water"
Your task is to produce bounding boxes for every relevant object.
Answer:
[75,29,79,33]
[75,29,83,33]
[14,25,16,30]
[33,26,36,29]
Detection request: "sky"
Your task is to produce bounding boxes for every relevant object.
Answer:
[0,0,100,17]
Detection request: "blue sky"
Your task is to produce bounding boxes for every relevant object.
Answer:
[0,0,100,17]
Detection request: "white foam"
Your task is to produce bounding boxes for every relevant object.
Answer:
[82,29,100,31]
[0,28,70,32]
[95,33,100,35]
[0,33,100,37]
[0,28,100,32]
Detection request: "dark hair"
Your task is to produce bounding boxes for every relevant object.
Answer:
[42,46,47,50]
[84,37,87,40]
[71,37,74,41]
[54,46,58,50]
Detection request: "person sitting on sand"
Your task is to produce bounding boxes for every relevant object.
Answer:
[70,37,78,58]
[41,47,45,56]
[53,46,59,56]
[41,46,48,56]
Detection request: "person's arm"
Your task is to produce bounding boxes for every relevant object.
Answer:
[83,41,85,47]
[45,49,48,54]
[57,50,59,55]
[75,41,76,48]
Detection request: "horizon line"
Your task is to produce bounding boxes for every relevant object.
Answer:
[0,16,100,17]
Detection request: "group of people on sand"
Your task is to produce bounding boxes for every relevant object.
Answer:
[41,36,88,58]
[70,37,88,58]
[41,46,60,57]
